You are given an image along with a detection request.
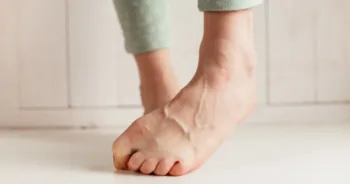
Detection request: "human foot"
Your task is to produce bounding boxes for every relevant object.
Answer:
[135,49,180,113]
[113,10,257,176]
[139,77,179,114]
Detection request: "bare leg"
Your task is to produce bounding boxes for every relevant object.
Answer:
[135,49,180,113]
[113,9,257,176]
[113,0,177,113]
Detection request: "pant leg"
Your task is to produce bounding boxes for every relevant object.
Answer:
[113,0,170,54]
[198,0,263,11]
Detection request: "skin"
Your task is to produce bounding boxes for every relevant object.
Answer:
[134,49,180,114]
[113,9,257,176]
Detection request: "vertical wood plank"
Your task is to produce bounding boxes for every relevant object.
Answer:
[269,0,316,103]
[0,0,18,109]
[348,12,350,68]
[18,0,68,107]
[316,0,350,102]
[69,0,119,107]
[116,53,140,106]
[254,3,267,104]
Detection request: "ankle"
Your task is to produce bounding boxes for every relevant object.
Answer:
[194,40,256,91]
[135,49,177,86]
[203,9,254,42]
[197,39,256,88]
[199,8,256,85]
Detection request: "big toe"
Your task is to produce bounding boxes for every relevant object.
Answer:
[112,135,134,170]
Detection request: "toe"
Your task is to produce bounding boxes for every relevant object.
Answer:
[127,152,145,171]
[154,159,174,176]
[113,151,131,170]
[169,162,190,176]
[139,158,159,175]
[112,136,133,170]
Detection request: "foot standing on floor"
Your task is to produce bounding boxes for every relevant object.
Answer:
[112,0,263,176]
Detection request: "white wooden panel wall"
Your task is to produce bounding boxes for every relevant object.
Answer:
[269,0,316,103]
[18,0,68,108]
[269,0,350,104]
[69,0,120,107]
[0,0,18,110]
[254,4,267,103]
[0,0,350,128]
[316,0,350,102]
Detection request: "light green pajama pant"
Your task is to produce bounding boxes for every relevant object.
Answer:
[113,0,263,54]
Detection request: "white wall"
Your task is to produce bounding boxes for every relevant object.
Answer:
[1,0,350,128]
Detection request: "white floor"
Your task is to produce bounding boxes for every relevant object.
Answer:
[1,124,349,184]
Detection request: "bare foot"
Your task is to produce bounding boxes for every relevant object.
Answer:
[139,77,179,114]
[113,44,256,176]
[135,49,180,113]
[113,10,256,176]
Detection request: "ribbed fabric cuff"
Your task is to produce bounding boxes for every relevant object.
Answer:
[198,0,263,11]
[113,0,171,54]
[123,23,171,54]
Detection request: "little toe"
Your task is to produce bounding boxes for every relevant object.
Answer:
[139,158,159,175]
[154,159,175,176]
[127,151,145,171]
